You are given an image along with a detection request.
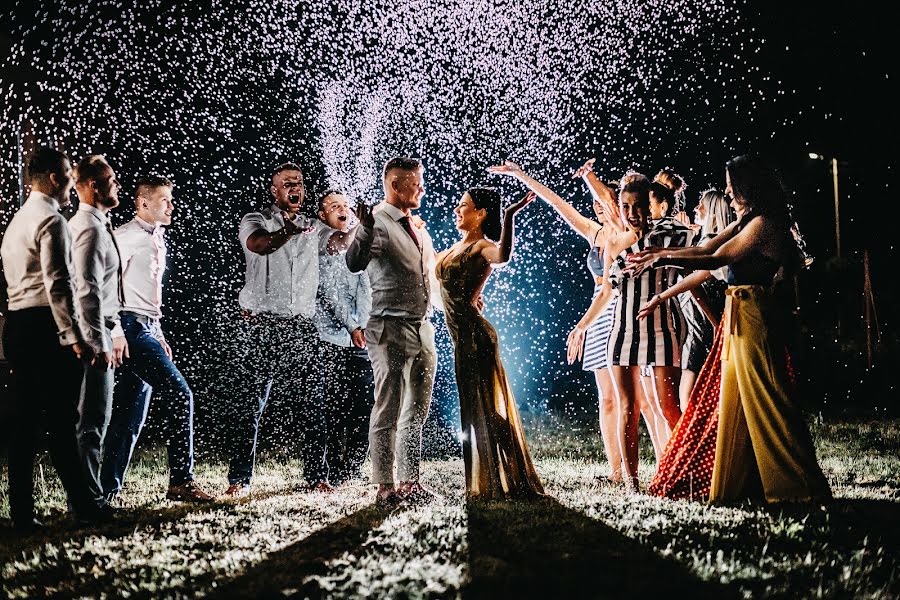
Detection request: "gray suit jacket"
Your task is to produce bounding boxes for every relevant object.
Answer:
[345,202,434,322]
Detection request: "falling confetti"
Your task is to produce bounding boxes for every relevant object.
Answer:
[0,0,792,453]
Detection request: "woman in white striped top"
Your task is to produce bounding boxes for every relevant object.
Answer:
[567,174,691,491]
[488,159,625,484]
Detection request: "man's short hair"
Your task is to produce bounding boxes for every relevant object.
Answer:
[75,154,111,185]
[271,162,302,183]
[27,146,69,183]
[135,174,173,200]
[318,189,345,212]
[382,157,422,179]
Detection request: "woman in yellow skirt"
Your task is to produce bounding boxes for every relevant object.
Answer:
[625,154,831,504]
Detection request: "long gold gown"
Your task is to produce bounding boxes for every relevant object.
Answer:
[436,242,544,500]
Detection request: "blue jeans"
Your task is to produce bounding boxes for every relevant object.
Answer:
[100,313,195,494]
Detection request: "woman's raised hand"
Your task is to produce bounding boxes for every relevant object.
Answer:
[572,158,596,179]
[504,191,536,218]
[595,193,621,228]
[487,160,525,178]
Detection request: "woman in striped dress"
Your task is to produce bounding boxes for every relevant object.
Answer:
[488,159,624,483]
[568,174,691,490]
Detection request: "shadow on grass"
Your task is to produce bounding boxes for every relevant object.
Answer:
[0,500,227,556]
[784,498,900,551]
[0,501,228,595]
[463,496,738,599]
[205,503,393,599]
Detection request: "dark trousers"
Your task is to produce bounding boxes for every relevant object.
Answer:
[2,307,98,522]
[320,341,375,484]
[227,315,325,485]
[100,313,195,495]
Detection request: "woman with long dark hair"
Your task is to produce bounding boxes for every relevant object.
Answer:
[628,155,831,503]
[435,187,544,500]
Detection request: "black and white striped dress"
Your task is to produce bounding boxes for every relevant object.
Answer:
[582,245,617,371]
[606,219,692,367]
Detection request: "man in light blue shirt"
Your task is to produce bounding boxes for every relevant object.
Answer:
[314,191,373,485]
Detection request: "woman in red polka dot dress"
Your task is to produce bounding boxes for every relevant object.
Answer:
[638,191,736,501]
[637,174,803,502]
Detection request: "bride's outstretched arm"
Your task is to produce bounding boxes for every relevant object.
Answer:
[488,160,599,243]
[481,192,536,265]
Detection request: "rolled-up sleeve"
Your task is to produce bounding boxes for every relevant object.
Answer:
[239,212,267,251]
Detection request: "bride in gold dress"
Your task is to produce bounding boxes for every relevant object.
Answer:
[435,187,545,500]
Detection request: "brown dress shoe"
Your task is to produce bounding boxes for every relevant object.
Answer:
[224,482,252,501]
[399,482,441,505]
[166,480,215,503]
[308,481,334,493]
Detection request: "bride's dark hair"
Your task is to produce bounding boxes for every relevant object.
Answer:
[466,187,502,241]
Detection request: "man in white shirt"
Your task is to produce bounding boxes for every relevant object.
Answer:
[69,154,126,510]
[0,146,110,530]
[345,157,439,505]
[226,162,332,499]
[99,175,213,504]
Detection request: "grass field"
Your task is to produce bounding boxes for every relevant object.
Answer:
[1,417,898,599]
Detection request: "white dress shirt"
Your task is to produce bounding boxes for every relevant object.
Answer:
[69,203,122,353]
[0,191,81,345]
[238,205,323,319]
[345,201,441,320]
[113,217,167,336]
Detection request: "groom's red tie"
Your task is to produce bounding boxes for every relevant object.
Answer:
[398,216,420,250]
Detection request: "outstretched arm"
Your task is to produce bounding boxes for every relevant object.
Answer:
[345,203,382,273]
[624,219,743,276]
[324,223,359,255]
[574,158,624,234]
[636,270,714,320]
[653,217,768,272]
[242,213,312,256]
[488,160,599,242]
[480,192,535,265]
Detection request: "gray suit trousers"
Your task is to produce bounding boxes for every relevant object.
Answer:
[365,316,436,485]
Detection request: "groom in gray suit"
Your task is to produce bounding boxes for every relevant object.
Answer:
[345,157,438,505]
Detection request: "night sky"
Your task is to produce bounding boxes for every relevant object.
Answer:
[1,1,894,455]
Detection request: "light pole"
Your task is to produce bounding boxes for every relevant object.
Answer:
[809,152,851,342]
[808,152,841,261]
